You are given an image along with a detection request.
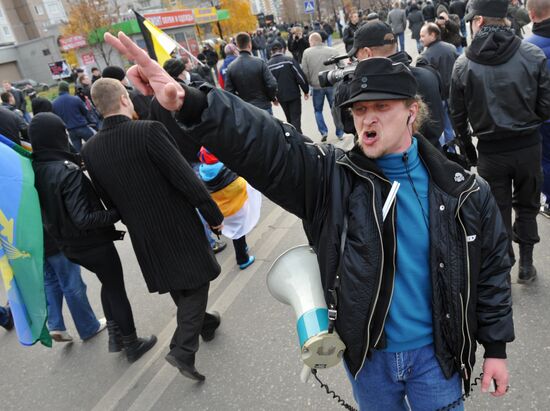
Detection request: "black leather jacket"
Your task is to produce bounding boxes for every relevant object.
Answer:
[178,87,514,389]
[224,50,278,110]
[451,29,550,153]
[33,151,122,251]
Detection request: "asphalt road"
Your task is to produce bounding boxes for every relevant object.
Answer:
[1,30,549,411]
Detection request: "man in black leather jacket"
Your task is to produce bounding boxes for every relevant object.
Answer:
[224,32,278,113]
[107,31,514,409]
[450,0,550,284]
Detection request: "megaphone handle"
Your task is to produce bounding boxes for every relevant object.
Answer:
[300,364,312,383]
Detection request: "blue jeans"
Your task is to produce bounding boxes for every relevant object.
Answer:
[440,100,456,149]
[311,87,343,138]
[541,123,550,204]
[345,344,463,411]
[68,126,95,152]
[44,253,100,339]
[327,34,333,47]
[397,32,405,52]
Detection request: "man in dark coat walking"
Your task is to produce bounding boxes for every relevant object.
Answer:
[267,42,309,133]
[82,78,224,382]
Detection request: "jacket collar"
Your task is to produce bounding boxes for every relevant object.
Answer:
[239,50,252,56]
[33,149,80,164]
[339,134,474,197]
[101,114,132,130]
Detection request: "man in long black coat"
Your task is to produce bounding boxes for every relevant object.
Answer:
[81,78,224,382]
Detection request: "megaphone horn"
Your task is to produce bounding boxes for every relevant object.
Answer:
[267,245,346,372]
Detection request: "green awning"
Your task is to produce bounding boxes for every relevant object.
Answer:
[217,9,230,21]
[88,19,141,45]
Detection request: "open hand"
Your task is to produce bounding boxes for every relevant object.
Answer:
[104,32,185,111]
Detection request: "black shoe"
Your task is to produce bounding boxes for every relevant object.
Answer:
[106,320,124,352]
[201,311,221,342]
[518,265,537,284]
[165,353,205,381]
[1,305,13,331]
[212,240,227,254]
[321,135,327,142]
[122,332,157,363]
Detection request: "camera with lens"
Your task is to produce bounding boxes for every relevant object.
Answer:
[318,54,357,88]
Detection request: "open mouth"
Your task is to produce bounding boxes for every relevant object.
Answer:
[362,130,378,146]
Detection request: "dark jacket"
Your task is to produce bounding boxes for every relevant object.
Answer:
[287,35,309,63]
[9,87,26,113]
[451,28,550,153]
[127,86,152,120]
[52,92,90,130]
[422,3,436,22]
[440,16,463,48]
[225,50,278,110]
[203,48,219,68]
[178,86,514,388]
[417,40,458,100]
[148,79,202,164]
[30,113,121,252]
[449,0,466,19]
[81,116,224,293]
[507,4,531,39]
[0,105,27,144]
[407,6,425,40]
[391,51,445,147]
[267,53,309,102]
[343,22,361,52]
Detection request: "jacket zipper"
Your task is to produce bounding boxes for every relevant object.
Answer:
[373,202,397,348]
[336,160,391,379]
[455,183,480,381]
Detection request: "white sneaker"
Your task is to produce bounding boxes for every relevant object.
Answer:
[82,317,107,341]
[50,330,74,342]
[96,317,107,333]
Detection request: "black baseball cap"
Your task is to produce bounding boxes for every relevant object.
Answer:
[347,21,396,57]
[464,0,508,22]
[340,58,418,107]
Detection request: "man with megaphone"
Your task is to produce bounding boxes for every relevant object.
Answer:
[104,31,515,410]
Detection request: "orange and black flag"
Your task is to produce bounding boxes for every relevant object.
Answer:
[133,10,178,66]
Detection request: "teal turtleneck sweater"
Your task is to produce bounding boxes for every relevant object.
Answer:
[375,138,433,352]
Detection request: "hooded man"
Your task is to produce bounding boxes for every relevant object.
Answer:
[450,0,550,284]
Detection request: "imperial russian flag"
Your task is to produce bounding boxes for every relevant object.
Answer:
[134,9,179,66]
[0,134,51,347]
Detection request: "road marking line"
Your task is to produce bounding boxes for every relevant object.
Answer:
[91,204,291,411]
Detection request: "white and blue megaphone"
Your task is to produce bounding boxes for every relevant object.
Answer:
[267,245,346,382]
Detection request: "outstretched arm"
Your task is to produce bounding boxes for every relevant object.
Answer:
[104,31,330,222]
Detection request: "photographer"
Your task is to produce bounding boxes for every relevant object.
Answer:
[287,26,309,63]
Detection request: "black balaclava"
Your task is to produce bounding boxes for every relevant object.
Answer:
[29,112,71,153]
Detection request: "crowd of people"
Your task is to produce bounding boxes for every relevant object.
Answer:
[1,0,550,409]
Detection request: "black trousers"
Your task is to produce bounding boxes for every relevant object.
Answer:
[280,99,303,133]
[477,143,542,262]
[232,235,249,265]
[169,283,218,365]
[65,242,136,335]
